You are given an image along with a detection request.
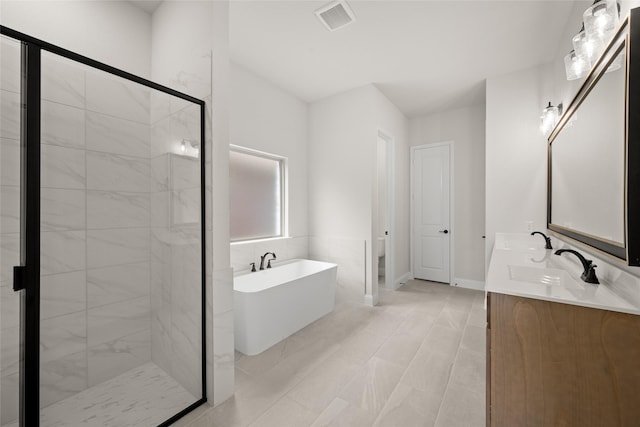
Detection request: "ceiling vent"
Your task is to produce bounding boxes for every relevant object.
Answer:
[315,1,356,32]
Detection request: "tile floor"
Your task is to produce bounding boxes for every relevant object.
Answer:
[177,280,486,427]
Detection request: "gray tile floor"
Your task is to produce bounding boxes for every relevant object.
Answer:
[177,280,486,427]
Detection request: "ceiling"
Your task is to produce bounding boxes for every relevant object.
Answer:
[230,1,582,117]
[129,0,583,117]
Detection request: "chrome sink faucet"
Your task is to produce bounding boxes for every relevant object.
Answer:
[554,249,600,284]
[531,231,553,249]
[259,252,276,270]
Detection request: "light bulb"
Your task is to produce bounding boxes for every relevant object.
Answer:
[571,57,583,73]
[573,29,603,64]
[584,39,595,57]
[595,14,607,31]
[181,140,186,153]
[565,50,590,80]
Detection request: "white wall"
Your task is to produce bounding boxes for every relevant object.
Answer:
[0,1,151,78]
[308,84,410,304]
[151,0,213,100]
[410,104,486,284]
[485,63,553,270]
[309,86,374,300]
[484,2,595,273]
[229,64,309,272]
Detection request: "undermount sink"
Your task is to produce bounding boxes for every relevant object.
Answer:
[508,265,579,288]
[488,232,640,316]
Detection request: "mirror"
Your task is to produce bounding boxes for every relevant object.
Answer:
[548,10,640,265]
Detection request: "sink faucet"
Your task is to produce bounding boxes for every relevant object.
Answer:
[259,252,276,270]
[554,249,600,284]
[531,231,553,249]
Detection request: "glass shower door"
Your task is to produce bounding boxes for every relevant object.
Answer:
[35,49,204,426]
[0,26,205,426]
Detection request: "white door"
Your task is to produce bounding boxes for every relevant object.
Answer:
[412,144,451,283]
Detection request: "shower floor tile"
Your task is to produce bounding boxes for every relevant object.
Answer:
[8,362,197,427]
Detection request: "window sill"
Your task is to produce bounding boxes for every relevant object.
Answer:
[230,236,291,246]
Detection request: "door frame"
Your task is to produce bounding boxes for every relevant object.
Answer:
[410,141,454,285]
[377,130,396,290]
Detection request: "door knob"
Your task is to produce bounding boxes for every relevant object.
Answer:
[439,229,449,234]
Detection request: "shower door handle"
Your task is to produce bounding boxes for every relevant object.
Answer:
[13,266,26,291]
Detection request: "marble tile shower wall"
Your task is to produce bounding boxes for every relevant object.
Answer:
[149,93,203,398]
[43,54,153,406]
[1,49,155,424]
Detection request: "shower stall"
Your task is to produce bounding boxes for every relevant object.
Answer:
[0,27,206,426]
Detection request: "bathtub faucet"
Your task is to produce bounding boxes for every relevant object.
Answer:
[259,252,277,270]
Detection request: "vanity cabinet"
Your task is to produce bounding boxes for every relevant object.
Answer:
[487,292,640,427]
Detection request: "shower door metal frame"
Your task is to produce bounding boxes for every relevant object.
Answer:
[0,25,208,427]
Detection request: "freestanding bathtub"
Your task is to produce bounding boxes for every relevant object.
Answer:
[234,259,338,356]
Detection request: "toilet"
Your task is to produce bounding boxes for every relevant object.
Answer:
[378,237,385,277]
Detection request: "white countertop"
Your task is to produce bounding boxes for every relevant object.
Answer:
[487,233,640,316]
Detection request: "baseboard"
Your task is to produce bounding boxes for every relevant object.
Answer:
[391,272,413,290]
[452,277,485,291]
[364,293,379,306]
[384,280,399,291]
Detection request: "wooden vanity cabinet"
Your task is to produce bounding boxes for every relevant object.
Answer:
[487,292,640,427]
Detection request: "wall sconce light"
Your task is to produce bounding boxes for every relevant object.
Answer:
[584,0,620,40]
[564,0,620,81]
[540,102,562,136]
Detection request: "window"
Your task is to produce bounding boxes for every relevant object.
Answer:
[229,146,286,242]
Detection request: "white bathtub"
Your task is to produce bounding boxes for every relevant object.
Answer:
[234,259,338,356]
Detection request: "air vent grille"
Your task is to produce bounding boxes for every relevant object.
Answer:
[315,1,356,32]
